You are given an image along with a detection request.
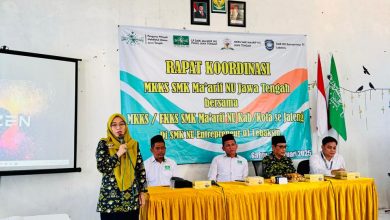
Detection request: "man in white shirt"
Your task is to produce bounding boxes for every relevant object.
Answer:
[208,134,248,182]
[310,136,346,175]
[144,135,178,186]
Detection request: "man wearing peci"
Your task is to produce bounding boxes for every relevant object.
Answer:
[262,135,296,178]
[208,134,248,182]
[144,135,178,186]
[309,136,346,175]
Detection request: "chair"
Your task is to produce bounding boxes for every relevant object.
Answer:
[297,159,310,175]
[252,161,263,176]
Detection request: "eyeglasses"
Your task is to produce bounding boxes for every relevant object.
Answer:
[111,122,126,128]
[275,144,287,149]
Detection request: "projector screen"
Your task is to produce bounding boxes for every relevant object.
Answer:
[0,49,80,175]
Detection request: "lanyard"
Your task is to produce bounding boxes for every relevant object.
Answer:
[320,152,333,170]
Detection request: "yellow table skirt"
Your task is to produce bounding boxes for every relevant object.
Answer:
[220,181,335,220]
[141,178,377,220]
[141,186,225,220]
[327,178,378,220]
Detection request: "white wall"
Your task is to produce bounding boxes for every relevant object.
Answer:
[0,0,389,219]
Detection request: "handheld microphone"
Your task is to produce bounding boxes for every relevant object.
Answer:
[118,136,127,158]
[118,136,125,144]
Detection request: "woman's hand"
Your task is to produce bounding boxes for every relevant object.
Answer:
[116,144,127,157]
[139,192,146,206]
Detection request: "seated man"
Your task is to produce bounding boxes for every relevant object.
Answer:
[310,136,345,175]
[208,134,248,182]
[262,135,296,178]
[144,135,178,186]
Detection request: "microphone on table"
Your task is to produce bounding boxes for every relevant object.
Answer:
[170,177,193,188]
[211,180,221,187]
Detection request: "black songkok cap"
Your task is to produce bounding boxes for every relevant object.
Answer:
[271,135,286,146]
[151,134,165,147]
[222,134,235,145]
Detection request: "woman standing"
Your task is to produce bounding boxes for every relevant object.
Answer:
[96,113,147,220]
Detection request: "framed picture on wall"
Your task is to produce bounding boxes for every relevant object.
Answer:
[211,0,226,13]
[191,0,210,25]
[228,1,246,27]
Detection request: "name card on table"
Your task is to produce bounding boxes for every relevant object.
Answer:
[193,180,212,189]
[304,174,324,182]
[245,176,264,186]
[334,171,360,180]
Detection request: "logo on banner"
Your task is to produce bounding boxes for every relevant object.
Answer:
[173,35,190,47]
[265,39,274,51]
[121,31,144,45]
[221,38,234,50]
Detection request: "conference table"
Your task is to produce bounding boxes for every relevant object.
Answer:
[140,178,377,220]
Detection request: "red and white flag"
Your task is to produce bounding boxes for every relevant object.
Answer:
[316,54,328,137]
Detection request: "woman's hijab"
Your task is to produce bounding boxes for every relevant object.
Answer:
[101,113,138,191]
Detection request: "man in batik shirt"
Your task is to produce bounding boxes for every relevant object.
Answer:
[262,135,296,178]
